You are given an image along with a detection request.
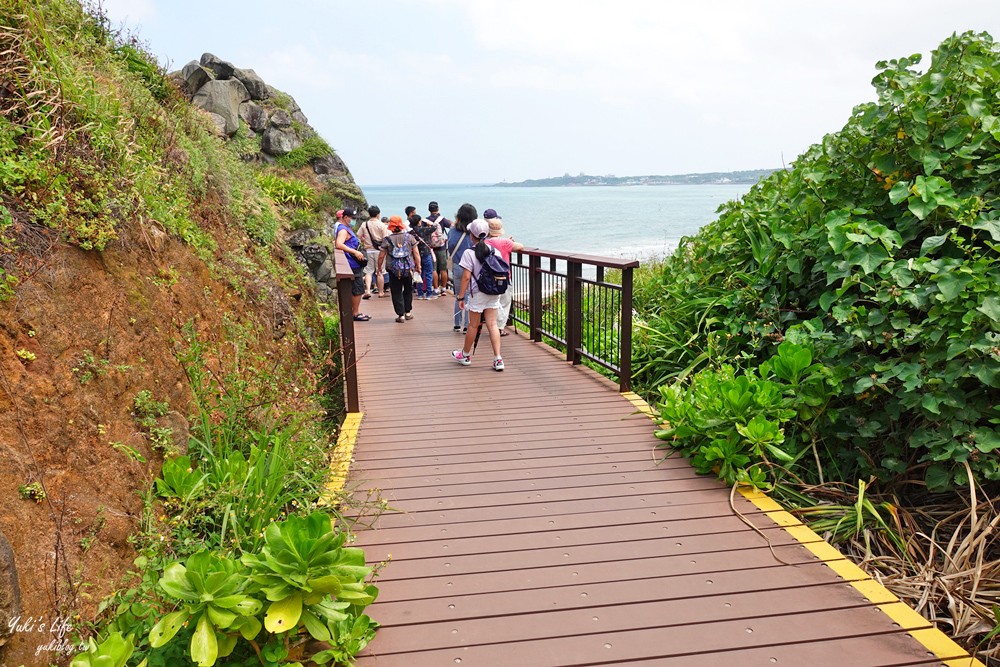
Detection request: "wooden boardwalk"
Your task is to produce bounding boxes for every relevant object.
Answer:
[347,295,973,667]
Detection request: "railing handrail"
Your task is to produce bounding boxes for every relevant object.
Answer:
[518,247,640,271]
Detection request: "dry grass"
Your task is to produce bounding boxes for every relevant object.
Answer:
[824,466,1000,664]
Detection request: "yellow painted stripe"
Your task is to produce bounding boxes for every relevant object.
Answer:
[319,411,363,504]
[621,391,985,667]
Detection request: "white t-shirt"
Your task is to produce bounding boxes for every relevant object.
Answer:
[458,246,485,296]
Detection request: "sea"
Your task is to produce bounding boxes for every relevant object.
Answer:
[360,183,753,262]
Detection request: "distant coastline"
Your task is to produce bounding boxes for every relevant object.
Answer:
[495,169,778,187]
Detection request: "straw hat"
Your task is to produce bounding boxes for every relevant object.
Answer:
[487,219,506,237]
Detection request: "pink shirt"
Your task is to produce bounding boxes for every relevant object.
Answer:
[485,237,515,263]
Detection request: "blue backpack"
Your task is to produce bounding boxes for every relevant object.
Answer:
[388,235,413,278]
[474,246,510,295]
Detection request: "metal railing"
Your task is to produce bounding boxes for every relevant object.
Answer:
[336,246,638,403]
[509,249,639,392]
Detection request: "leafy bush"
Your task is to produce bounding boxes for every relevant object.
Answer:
[636,31,1000,493]
[256,172,316,208]
[275,136,332,170]
[139,514,376,667]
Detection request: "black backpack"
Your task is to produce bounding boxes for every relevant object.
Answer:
[474,246,510,295]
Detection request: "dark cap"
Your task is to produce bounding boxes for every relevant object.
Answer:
[341,207,358,218]
[428,201,439,212]
[483,208,498,219]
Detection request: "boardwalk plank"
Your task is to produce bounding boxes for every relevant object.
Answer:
[347,297,948,667]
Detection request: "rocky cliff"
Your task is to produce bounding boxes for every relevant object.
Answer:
[175,52,363,205]
[172,53,367,303]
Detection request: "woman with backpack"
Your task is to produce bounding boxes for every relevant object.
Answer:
[446,203,477,333]
[484,210,524,336]
[452,219,507,371]
[376,215,422,323]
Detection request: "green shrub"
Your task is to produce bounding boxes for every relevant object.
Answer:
[636,31,1000,492]
[275,136,334,170]
[256,172,316,208]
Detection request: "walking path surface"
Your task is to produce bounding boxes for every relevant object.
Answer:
[346,294,973,666]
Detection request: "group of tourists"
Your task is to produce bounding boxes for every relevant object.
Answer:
[334,201,523,372]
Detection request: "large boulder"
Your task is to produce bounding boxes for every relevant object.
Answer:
[238,101,268,132]
[286,228,320,249]
[192,79,250,136]
[200,52,235,80]
[261,126,301,155]
[180,60,212,93]
[292,110,309,125]
[313,153,348,175]
[234,68,268,101]
[0,530,21,649]
[269,109,292,128]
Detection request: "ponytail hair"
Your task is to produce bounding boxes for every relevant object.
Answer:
[474,237,492,262]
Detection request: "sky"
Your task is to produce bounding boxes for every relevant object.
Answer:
[98,0,1000,186]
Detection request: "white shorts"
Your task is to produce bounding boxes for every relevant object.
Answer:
[467,290,501,313]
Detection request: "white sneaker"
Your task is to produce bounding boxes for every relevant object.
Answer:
[493,357,505,372]
[452,350,471,366]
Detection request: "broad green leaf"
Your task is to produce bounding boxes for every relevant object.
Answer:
[888,181,910,204]
[190,613,218,667]
[206,605,237,629]
[973,428,1000,453]
[935,272,973,301]
[942,126,967,149]
[265,593,303,633]
[216,633,237,659]
[238,615,262,641]
[977,296,1000,322]
[921,393,941,415]
[763,442,795,463]
[301,608,332,642]
[159,563,193,600]
[919,233,949,256]
[818,291,837,312]
[908,197,937,220]
[149,610,188,648]
[925,465,951,493]
[964,96,986,118]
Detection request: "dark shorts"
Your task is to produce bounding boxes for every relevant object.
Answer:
[434,247,448,272]
[351,265,365,296]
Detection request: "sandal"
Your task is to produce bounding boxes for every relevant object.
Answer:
[395,316,405,323]
[353,314,371,321]
[499,330,510,337]
[362,294,371,300]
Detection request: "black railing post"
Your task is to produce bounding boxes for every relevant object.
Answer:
[566,259,582,365]
[335,251,360,413]
[529,254,542,342]
[619,266,634,392]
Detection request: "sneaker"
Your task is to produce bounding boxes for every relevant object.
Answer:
[404,313,414,320]
[452,350,471,366]
[453,325,462,332]
[493,357,505,372]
